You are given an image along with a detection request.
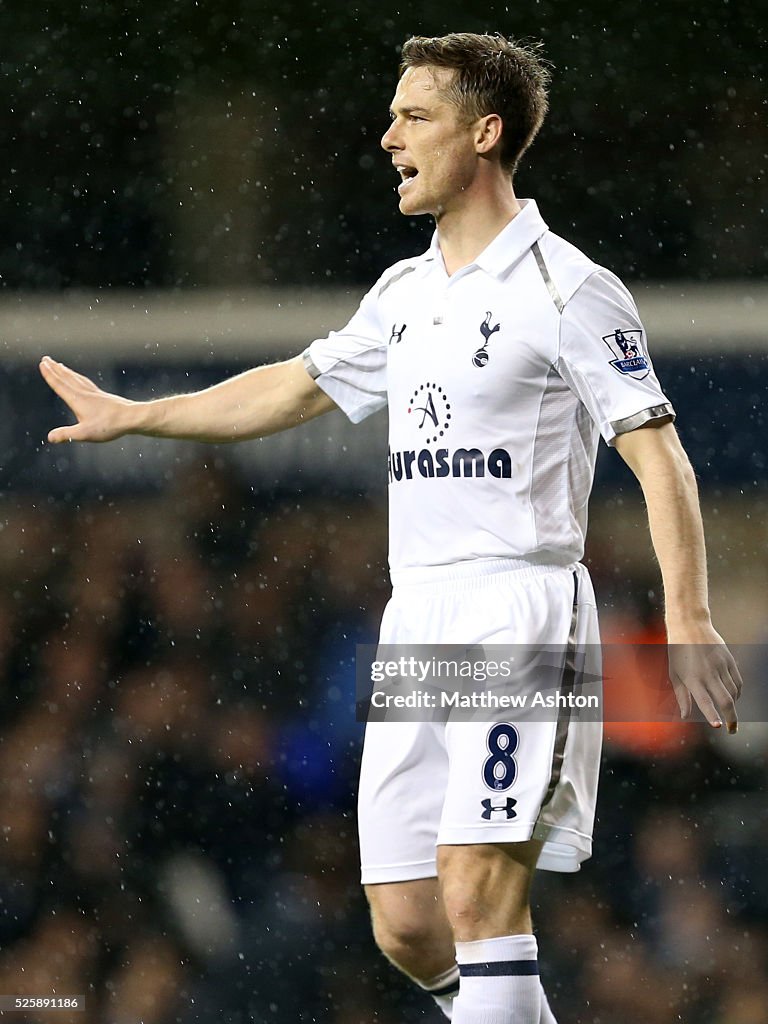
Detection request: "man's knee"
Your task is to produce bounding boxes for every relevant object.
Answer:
[365,879,455,978]
[437,841,541,940]
[369,904,436,962]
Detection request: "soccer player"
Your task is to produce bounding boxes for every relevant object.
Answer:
[40,32,741,1024]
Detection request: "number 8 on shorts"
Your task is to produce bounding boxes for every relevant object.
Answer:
[483,723,520,791]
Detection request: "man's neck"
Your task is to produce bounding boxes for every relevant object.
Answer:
[435,185,522,276]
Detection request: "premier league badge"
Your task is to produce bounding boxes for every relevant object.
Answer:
[602,328,650,379]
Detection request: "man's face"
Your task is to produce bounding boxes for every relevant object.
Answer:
[381,66,481,219]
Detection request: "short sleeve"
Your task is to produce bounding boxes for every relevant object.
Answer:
[555,269,675,445]
[302,285,387,424]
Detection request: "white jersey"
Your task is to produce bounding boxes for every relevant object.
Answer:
[304,199,674,573]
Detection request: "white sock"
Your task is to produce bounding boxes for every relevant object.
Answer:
[539,983,558,1023]
[453,934,541,1023]
[420,963,460,1020]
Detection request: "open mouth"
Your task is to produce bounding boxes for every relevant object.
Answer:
[396,165,419,191]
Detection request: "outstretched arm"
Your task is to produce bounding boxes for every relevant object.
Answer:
[614,421,742,732]
[39,354,336,444]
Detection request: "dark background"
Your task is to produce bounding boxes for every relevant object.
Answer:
[2,0,766,290]
[0,4,767,1023]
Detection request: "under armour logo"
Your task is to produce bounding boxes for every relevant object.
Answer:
[480,797,517,821]
[389,323,407,345]
[472,311,501,367]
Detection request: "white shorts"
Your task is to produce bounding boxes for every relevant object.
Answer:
[358,559,602,884]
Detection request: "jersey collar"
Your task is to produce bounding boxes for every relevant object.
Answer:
[425,199,548,278]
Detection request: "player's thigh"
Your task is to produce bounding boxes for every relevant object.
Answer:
[358,719,448,885]
[435,566,601,874]
[439,719,558,845]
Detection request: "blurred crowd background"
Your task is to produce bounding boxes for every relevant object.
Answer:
[1,0,767,1021]
[0,462,766,1024]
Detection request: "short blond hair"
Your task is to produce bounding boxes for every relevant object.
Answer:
[400,32,551,176]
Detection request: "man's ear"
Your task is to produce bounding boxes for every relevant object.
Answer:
[475,113,503,156]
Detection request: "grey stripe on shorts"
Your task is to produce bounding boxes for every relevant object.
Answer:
[538,571,579,812]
